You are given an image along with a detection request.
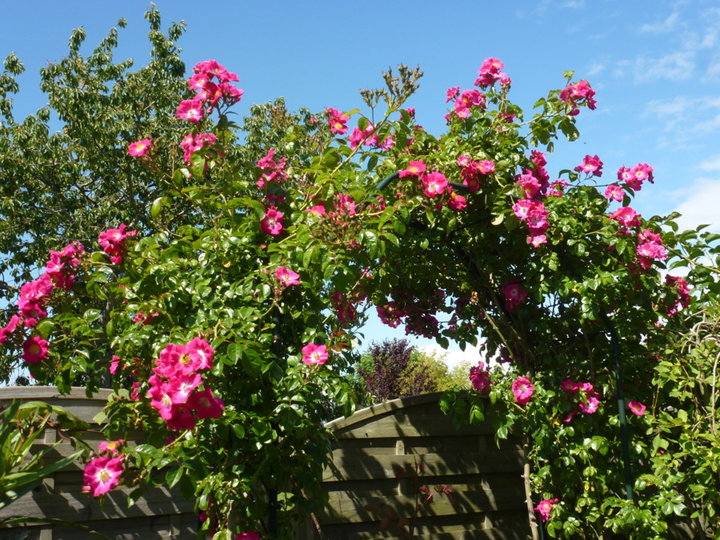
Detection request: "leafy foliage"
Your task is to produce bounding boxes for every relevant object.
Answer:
[1,10,719,538]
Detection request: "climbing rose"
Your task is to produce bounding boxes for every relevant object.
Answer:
[628,401,646,416]
[445,86,460,103]
[127,139,152,157]
[326,107,350,135]
[609,207,641,228]
[399,160,426,178]
[98,439,125,456]
[422,172,448,198]
[83,456,124,497]
[452,89,486,118]
[604,184,624,202]
[0,315,23,345]
[636,229,667,269]
[574,155,603,176]
[45,241,84,290]
[236,533,261,540]
[348,123,377,148]
[175,99,205,122]
[98,224,137,264]
[474,57,508,87]
[18,274,53,325]
[275,266,301,288]
[306,205,327,216]
[448,191,467,211]
[469,361,492,393]
[301,343,328,365]
[193,59,239,83]
[512,376,534,406]
[666,275,691,316]
[190,388,225,419]
[109,355,121,375]
[22,336,48,364]
[186,338,214,371]
[559,80,597,113]
[535,498,559,522]
[502,281,528,312]
[260,207,284,236]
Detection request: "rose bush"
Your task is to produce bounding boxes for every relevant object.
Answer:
[1,12,719,538]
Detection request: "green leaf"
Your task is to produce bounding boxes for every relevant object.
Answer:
[165,466,183,489]
[150,196,169,218]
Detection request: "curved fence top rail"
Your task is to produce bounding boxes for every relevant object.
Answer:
[0,386,113,402]
[325,391,449,432]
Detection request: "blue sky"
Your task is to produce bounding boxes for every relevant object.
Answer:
[2,1,719,360]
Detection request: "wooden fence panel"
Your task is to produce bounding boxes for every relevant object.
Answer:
[0,387,197,539]
[305,393,533,539]
[0,389,531,539]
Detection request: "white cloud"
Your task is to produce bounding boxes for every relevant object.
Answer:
[586,61,606,77]
[640,12,680,34]
[698,155,720,171]
[561,0,586,8]
[634,52,696,82]
[705,56,720,80]
[644,96,720,138]
[673,177,720,232]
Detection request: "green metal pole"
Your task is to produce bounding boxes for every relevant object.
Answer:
[608,322,634,500]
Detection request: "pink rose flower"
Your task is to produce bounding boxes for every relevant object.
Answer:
[98,439,125,456]
[275,266,301,288]
[574,154,603,176]
[190,388,225,419]
[422,172,448,198]
[399,160,426,178]
[22,336,48,364]
[512,376,534,406]
[628,401,646,416]
[261,207,285,236]
[534,498,559,522]
[560,80,597,113]
[469,361,492,393]
[609,207,641,228]
[306,205,327,216]
[0,314,23,345]
[186,338,214,371]
[301,343,328,365]
[127,139,152,157]
[175,99,205,122]
[326,107,350,135]
[502,281,528,312]
[474,57,508,88]
[448,192,467,211]
[98,224,137,264]
[604,185,624,202]
[83,456,124,497]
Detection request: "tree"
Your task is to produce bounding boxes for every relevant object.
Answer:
[357,339,415,403]
[356,339,469,405]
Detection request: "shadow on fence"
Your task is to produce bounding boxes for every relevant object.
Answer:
[300,392,533,539]
[0,389,532,539]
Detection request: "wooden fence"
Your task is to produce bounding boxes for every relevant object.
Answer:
[0,387,196,539]
[302,392,533,539]
[0,389,532,539]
